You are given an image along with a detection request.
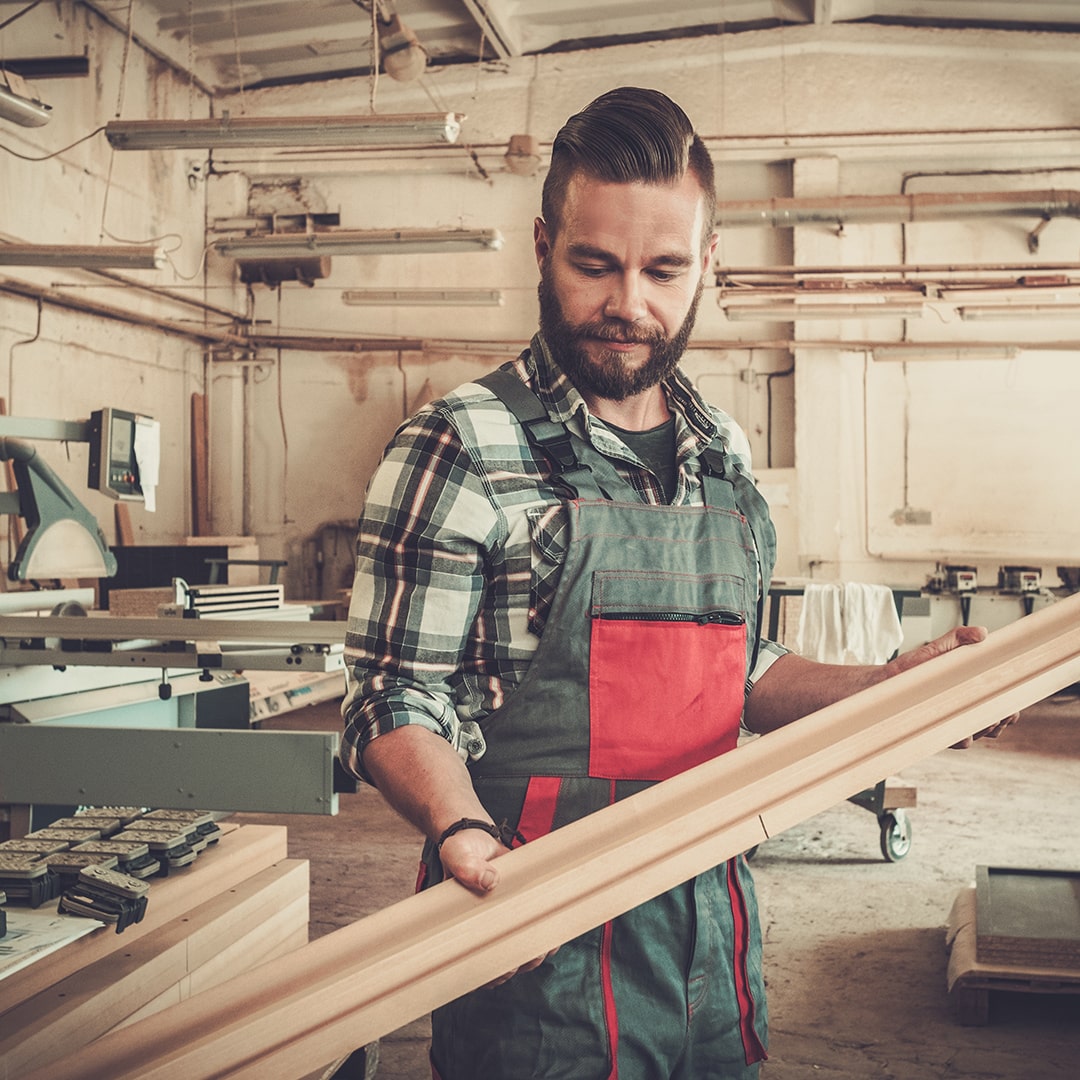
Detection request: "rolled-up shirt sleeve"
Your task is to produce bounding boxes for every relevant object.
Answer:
[340,406,500,785]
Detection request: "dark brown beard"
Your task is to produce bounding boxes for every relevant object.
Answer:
[538,267,704,402]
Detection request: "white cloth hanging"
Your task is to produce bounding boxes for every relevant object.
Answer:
[795,582,904,665]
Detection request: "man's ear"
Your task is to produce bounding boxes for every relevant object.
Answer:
[534,217,551,269]
[702,229,719,275]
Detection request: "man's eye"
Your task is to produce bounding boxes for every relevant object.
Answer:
[576,264,609,277]
[649,269,678,282]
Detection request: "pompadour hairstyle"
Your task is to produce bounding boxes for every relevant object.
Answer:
[541,86,716,252]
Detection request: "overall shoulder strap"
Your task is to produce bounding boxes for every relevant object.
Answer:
[700,439,779,668]
[477,369,640,502]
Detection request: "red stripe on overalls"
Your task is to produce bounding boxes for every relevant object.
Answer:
[519,776,620,1077]
[515,775,562,842]
[600,779,619,1079]
[600,917,619,1080]
[727,858,768,1064]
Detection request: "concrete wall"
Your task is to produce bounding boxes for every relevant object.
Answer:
[4,13,1079,599]
[0,2,212,566]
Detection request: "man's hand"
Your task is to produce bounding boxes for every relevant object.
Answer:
[437,824,505,894]
[883,624,1021,747]
[363,728,557,984]
[438,828,557,985]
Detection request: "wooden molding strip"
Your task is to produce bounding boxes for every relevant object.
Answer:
[28,594,1080,1080]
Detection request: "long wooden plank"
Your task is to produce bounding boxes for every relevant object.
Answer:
[190,392,210,538]
[114,502,135,547]
[26,594,1080,1080]
[120,896,310,1027]
[0,614,347,645]
[0,825,288,1016]
[1,860,308,1076]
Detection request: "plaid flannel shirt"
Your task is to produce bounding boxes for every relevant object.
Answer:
[340,333,785,782]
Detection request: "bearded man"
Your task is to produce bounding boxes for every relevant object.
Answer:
[341,86,1007,1079]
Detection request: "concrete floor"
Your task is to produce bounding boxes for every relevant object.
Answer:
[236,689,1080,1079]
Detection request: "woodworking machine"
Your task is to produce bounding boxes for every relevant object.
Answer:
[0,411,351,835]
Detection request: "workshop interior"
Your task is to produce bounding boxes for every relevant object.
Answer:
[1,2,1079,1078]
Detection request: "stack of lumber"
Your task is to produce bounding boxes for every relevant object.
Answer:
[0,824,308,1078]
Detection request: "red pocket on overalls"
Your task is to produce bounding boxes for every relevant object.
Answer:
[588,610,747,781]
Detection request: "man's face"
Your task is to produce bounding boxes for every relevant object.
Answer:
[535,170,717,403]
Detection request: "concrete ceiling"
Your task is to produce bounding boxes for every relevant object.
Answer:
[73,0,1080,95]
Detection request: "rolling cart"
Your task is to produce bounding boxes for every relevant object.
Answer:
[754,585,922,863]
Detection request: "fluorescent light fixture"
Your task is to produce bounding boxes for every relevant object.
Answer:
[105,112,462,150]
[872,345,1019,362]
[0,244,166,269]
[959,304,1080,321]
[0,81,51,127]
[214,228,504,260]
[940,286,1080,303]
[721,302,925,321]
[342,288,504,307]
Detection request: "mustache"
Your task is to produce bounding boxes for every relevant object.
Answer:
[574,321,664,346]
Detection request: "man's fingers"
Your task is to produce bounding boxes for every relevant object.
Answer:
[438,830,505,895]
[889,623,989,678]
[446,852,500,893]
[951,711,1022,748]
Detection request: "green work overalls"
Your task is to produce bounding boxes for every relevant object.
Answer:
[428,370,776,1080]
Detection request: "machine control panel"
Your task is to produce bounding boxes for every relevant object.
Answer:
[87,408,145,501]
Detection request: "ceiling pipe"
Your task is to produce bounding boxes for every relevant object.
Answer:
[0,276,245,346]
[715,189,1080,228]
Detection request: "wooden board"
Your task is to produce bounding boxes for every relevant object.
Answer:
[23,593,1080,1080]
[881,776,918,809]
[0,613,347,645]
[975,865,1080,969]
[115,503,135,547]
[107,586,174,617]
[0,860,308,1076]
[190,393,210,538]
[0,824,288,1016]
[119,896,309,1028]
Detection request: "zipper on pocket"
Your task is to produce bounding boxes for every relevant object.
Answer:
[596,609,745,625]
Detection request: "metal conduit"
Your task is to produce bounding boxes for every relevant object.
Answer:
[715,189,1080,228]
[0,276,245,347]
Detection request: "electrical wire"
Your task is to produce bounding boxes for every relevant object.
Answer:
[0,126,105,160]
[418,77,489,180]
[163,240,215,283]
[112,0,135,120]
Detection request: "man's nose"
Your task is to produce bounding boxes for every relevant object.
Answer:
[602,273,647,323]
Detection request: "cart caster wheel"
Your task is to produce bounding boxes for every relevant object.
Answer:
[879,809,912,862]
